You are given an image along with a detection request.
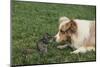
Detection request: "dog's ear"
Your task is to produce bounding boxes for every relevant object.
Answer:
[64,22,71,31]
[70,20,77,33]
[59,16,70,24]
[64,20,77,33]
[60,19,71,32]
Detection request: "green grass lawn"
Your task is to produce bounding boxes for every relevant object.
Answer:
[12,1,96,65]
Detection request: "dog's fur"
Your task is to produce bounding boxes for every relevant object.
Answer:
[55,17,95,54]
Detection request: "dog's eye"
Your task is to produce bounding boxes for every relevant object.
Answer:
[60,30,65,34]
[65,29,69,32]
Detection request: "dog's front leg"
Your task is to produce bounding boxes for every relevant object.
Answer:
[70,47,86,54]
[57,44,69,49]
[70,46,95,54]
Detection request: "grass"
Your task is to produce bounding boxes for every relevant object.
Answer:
[12,1,96,65]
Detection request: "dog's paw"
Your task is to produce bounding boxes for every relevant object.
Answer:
[57,46,64,49]
[70,50,79,54]
[57,45,68,49]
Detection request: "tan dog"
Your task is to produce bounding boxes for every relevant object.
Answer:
[54,17,95,54]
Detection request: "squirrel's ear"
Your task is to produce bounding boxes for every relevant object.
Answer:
[45,33,50,36]
[59,16,70,24]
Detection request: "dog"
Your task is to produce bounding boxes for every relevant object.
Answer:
[54,16,95,54]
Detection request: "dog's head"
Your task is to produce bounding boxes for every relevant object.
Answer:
[54,17,77,43]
